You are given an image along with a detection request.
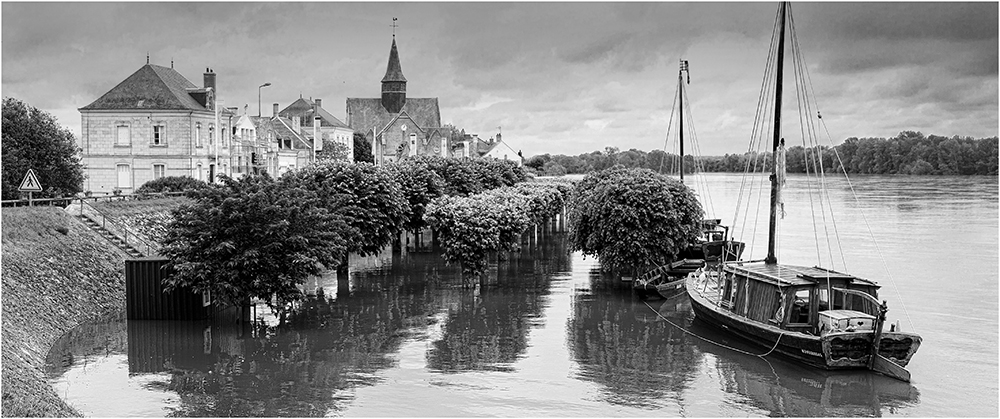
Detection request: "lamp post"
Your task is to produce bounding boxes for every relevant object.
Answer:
[258,82,271,117]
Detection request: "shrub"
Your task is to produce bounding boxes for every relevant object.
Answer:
[136,176,209,194]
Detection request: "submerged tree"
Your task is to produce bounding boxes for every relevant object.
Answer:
[160,174,351,311]
[568,166,703,275]
[281,161,409,257]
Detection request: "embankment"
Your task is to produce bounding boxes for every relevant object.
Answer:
[1,207,131,417]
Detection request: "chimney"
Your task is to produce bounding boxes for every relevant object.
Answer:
[273,103,279,117]
[291,115,301,132]
[203,68,216,91]
[313,116,322,152]
[315,98,322,109]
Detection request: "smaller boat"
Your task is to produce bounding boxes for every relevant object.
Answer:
[633,259,704,300]
[679,219,746,265]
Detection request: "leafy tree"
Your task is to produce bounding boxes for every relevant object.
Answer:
[136,176,209,194]
[160,174,351,312]
[317,138,351,162]
[1,97,85,199]
[568,167,703,275]
[282,161,408,257]
[541,160,567,176]
[353,132,374,163]
[382,157,446,232]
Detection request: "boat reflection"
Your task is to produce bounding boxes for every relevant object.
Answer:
[657,299,921,417]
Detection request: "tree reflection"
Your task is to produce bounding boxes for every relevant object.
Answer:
[426,218,570,373]
[123,248,446,417]
[567,269,700,409]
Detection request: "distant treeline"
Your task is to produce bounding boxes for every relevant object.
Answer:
[525,132,998,176]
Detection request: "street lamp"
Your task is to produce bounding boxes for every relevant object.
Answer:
[258,82,271,117]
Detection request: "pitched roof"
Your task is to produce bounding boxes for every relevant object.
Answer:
[272,117,313,149]
[346,97,440,133]
[381,38,407,83]
[280,97,350,129]
[80,64,208,111]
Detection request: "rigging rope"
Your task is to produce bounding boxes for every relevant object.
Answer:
[658,77,681,175]
[820,119,918,333]
[642,300,785,358]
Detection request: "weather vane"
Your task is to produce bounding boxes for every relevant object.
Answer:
[391,17,398,37]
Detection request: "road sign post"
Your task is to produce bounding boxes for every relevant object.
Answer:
[18,169,42,206]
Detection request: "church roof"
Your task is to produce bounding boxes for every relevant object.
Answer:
[346,97,441,133]
[80,64,208,111]
[381,38,407,83]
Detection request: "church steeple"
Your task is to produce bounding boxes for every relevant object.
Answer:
[381,37,407,114]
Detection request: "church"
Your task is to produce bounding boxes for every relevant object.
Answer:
[346,37,466,164]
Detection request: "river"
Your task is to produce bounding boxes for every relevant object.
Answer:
[46,173,997,417]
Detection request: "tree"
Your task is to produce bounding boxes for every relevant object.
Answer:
[317,138,351,162]
[568,167,703,275]
[1,97,85,199]
[353,132,374,163]
[381,158,446,232]
[160,174,351,312]
[282,161,408,257]
[541,160,567,176]
[136,176,209,194]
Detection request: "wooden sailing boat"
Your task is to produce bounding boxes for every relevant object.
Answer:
[634,60,745,300]
[685,2,921,381]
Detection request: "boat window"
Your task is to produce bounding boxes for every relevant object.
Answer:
[790,288,811,324]
[818,288,844,311]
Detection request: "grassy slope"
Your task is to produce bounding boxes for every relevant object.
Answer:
[1,207,131,417]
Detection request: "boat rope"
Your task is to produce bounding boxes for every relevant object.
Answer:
[819,119,917,333]
[642,300,785,359]
[658,75,681,175]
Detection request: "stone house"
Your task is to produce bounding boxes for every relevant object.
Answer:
[78,64,235,193]
[279,97,355,162]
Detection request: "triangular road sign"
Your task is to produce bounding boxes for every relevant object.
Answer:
[18,169,42,192]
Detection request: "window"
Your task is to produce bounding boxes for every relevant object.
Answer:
[115,123,130,146]
[153,164,165,179]
[208,125,215,146]
[196,163,203,181]
[116,164,131,188]
[791,289,811,324]
[195,123,202,147]
[153,124,166,145]
[409,133,417,156]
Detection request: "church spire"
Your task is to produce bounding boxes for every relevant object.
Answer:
[381,35,407,113]
[381,38,407,83]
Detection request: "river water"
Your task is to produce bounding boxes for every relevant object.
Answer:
[46,173,997,417]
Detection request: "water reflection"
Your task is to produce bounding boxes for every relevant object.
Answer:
[427,219,570,373]
[659,299,921,417]
[567,270,700,410]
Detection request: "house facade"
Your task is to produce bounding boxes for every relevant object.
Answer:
[280,98,354,162]
[78,64,234,193]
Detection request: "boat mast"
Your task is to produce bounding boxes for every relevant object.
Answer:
[678,60,686,183]
[765,2,787,265]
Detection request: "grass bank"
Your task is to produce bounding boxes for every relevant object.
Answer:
[1,207,131,417]
[91,196,189,243]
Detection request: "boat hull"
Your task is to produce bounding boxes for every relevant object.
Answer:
[686,276,921,371]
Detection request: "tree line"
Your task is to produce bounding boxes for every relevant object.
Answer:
[525,131,998,176]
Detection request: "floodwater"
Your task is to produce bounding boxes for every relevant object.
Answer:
[46,173,997,417]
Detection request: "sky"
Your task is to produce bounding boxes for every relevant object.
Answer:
[2,2,997,157]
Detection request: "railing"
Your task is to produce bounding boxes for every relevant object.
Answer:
[76,199,162,257]
[1,191,187,207]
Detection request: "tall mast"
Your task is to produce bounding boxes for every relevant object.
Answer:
[678,60,690,183]
[765,2,786,265]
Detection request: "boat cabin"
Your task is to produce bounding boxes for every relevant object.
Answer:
[719,263,881,335]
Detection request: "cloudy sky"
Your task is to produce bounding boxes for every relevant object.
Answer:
[2,2,997,157]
